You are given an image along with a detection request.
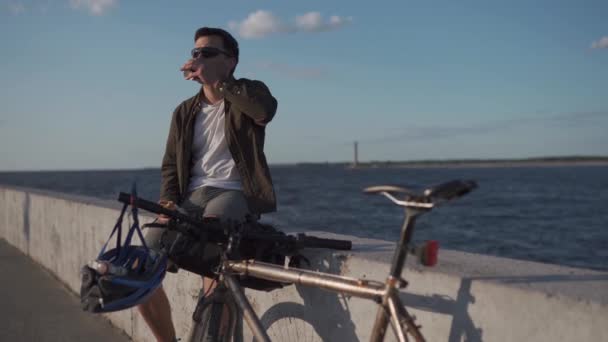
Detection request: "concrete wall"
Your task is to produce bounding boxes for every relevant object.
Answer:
[1,185,607,342]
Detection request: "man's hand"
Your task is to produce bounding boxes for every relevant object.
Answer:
[157,199,176,224]
[179,58,230,88]
[180,59,200,83]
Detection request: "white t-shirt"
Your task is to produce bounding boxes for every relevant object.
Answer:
[188,100,242,191]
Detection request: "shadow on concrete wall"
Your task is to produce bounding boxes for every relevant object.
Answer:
[258,252,360,342]
[398,278,482,342]
[255,258,608,342]
[397,272,608,342]
[255,249,481,342]
[481,274,608,284]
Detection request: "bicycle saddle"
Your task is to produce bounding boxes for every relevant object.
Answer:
[423,180,477,200]
[363,185,419,197]
[363,179,477,204]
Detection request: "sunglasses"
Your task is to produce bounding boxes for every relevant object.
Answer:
[190,47,233,60]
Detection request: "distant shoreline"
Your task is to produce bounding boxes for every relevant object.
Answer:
[345,160,608,169]
[292,156,608,169]
[2,157,608,173]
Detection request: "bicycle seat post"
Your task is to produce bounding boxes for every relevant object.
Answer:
[362,185,433,283]
[388,207,427,281]
[370,204,430,342]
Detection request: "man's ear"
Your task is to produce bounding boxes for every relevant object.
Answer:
[226,57,237,74]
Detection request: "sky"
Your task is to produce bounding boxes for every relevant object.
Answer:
[1,0,607,171]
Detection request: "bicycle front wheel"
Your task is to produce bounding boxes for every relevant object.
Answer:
[189,292,237,342]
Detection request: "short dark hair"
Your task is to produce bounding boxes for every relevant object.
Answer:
[194,27,239,75]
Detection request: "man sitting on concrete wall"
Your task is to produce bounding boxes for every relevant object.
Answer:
[137,27,278,342]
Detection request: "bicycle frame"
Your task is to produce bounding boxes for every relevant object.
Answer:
[218,205,430,342]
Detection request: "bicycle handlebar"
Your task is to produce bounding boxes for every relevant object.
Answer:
[118,192,205,228]
[117,192,352,251]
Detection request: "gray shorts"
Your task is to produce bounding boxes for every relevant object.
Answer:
[143,186,250,251]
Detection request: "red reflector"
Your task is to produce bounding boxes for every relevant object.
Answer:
[423,240,439,267]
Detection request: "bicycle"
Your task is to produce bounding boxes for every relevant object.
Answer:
[117,179,477,342]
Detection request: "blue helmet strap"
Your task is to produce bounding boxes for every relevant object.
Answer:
[98,183,150,264]
[130,194,150,252]
[98,202,128,260]
[118,184,149,263]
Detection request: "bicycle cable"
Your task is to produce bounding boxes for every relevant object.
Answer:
[202,276,218,299]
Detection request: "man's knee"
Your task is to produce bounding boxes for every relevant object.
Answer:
[203,191,249,222]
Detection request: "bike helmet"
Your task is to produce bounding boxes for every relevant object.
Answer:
[80,186,168,313]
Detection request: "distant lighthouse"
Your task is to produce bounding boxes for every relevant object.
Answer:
[353,141,359,167]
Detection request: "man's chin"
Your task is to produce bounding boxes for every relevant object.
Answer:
[195,77,222,87]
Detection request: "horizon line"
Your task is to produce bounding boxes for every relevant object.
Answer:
[1,155,608,173]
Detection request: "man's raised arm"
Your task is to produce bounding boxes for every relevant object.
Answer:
[220,78,278,126]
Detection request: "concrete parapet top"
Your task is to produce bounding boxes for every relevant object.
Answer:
[0,184,122,211]
[288,230,608,306]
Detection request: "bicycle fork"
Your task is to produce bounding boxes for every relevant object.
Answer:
[370,208,427,342]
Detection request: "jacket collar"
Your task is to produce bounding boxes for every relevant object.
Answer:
[192,84,232,117]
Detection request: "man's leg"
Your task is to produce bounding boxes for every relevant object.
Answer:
[137,225,178,342]
[137,286,177,342]
[201,188,250,225]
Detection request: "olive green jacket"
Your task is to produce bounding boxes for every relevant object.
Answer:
[160,78,278,214]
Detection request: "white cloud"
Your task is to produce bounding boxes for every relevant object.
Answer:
[295,12,323,31]
[229,10,353,39]
[590,36,608,49]
[69,0,117,15]
[295,12,353,32]
[228,10,285,39]
[8,2,25,15]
